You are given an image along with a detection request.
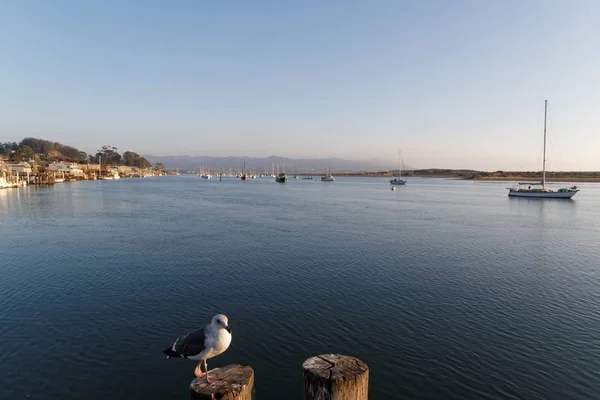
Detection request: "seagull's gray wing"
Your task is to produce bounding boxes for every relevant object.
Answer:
[173,325,210,358]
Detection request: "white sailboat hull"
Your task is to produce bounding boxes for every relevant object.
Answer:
[508,189,578,199]
[390,179,406,185]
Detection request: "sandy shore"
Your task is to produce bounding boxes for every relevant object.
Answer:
[471,176,600,183]
[335,173,600,182]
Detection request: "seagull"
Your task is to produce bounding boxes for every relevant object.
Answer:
[163,314,232,383]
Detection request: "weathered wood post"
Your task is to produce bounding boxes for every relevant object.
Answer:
[303,354,369,400]
[189,364,254,400]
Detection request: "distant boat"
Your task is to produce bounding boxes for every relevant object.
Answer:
[275,172,288,183]
[55,173,65,183]
[201,173,211,179]
[390,149,407,185]
[241,161,248,180]
[321,165,334,182]
[98,155,103,180]
[507,100,579,199]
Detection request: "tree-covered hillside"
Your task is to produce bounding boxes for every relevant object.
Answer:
[1,137,152,168]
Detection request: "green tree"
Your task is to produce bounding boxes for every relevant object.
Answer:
[0,143,12,156]
[138,157,151,169]
[122,151,135,166]
[155,162,165,170]
[20,145,35,160]
[11,150,23,161]
[123,151,152,168]
[96,145,121,165]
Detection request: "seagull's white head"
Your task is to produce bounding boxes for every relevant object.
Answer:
[212,314,231,334]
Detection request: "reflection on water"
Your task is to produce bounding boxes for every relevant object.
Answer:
[1,177,600,400]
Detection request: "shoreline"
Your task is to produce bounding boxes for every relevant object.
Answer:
[334,170,600,183]
[336,175,600,182]
[468,176,600,183]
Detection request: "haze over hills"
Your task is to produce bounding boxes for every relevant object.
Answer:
[143,155,402,173]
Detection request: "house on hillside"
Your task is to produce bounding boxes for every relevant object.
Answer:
[7,161,33,174]
[47,162,84,177]
[117,165,134,177]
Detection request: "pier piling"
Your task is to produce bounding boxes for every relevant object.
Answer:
[189,365,254,400]
[186,354,367,399]
[303,354,369,400]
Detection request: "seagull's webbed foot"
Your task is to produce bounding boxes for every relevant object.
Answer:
[194,363,205,378]
[203,360,218,383]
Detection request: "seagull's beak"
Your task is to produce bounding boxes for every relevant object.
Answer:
[225,325,232,334]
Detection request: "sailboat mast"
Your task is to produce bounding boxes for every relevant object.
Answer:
[399,149,405,178]
[542,99,547,189]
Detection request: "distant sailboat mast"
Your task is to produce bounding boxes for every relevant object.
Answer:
[400,149,406,177]
[542,99,547,189]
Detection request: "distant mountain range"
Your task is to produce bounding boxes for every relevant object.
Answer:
[143,155,401,173]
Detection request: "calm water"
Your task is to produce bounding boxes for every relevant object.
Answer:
[1,176,600,399]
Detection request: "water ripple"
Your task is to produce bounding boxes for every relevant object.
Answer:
[1,177,600,399]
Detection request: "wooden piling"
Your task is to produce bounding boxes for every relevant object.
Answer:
[303,354,369,400]
[189,365,254,400]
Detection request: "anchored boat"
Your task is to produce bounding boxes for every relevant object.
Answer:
[275,172,288,183]
[508,100,579,199]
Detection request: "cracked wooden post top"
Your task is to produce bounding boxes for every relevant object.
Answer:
[189,365,254,400]
[303,354,369,400]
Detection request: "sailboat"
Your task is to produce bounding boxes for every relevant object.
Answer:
[97,155,112,180]
[275,172,288,183]
[321,164,334,182]
[507,100,579,199]
[390,150,407,185]
[241,161,248,180]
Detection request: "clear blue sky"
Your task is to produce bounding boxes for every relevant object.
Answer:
[1,1,598,170]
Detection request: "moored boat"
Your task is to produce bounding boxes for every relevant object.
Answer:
[507,100,579,199]
[321,166,334,182]
[240,161,248,180]
[275,172,288,183]
[390,149,407,185]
